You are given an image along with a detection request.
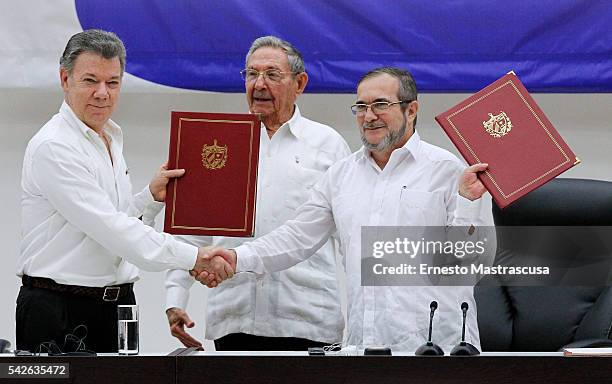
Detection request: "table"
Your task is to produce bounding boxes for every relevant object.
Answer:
[0,353,174,384]
[177,351,612,384]
[1,351,610,384]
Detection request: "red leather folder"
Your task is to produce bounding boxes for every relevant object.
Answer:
[164,111,260,236]
[435,72,579,209]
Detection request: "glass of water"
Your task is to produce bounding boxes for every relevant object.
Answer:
[117,305,139,355]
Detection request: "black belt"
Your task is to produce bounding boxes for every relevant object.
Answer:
[22,275,133,302]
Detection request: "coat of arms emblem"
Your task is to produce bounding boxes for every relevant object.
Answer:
[483,111,513,138]
[201,139,228,170]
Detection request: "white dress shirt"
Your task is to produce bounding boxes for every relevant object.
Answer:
[235,131,491,352]
[17,102,197,287]
[164,106,350,343]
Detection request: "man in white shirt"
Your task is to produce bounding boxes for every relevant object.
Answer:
[164,36,350,351]
[17,29,230,353]
[199,67,490,352]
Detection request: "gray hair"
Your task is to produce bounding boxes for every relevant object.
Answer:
[245,36,305,73]
[357,67,418,128]
[60,29,126,74]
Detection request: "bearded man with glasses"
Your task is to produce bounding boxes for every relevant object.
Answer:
[197,67,492,352]
[163,36,350,351]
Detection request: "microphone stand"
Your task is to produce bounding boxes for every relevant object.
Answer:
[415,301,444,356]
[450,302,480,356]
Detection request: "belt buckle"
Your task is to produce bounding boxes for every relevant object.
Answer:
[103,286,121,301]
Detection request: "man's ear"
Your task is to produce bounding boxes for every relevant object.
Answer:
[60,68,70,91]
[405,100,419,125]
[295,72,309,95]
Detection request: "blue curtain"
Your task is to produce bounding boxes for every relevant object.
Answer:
[76,0,612,93]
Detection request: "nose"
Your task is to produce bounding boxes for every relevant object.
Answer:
[363,105,378,122]
[253,73,267,89]
[93,82,109,99]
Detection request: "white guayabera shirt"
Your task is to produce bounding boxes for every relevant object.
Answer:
[164,106,350,343]
[236,131,491,352]
[18,102,197,287]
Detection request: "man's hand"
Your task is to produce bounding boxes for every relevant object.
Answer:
[166,307,203,349]
[459,163,488,201]
[193,248,237,287]
[191,246,237,287]
[149,161,185,202]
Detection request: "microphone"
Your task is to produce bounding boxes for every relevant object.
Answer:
[415,300,444,356]
[450,301,480,356]
[428,301,437,343]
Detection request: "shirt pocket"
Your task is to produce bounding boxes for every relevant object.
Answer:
[283,163,324,209]
[382,287,428,345]
[397,189,443,226]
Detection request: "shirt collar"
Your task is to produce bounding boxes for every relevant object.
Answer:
[401,129,421,161]
[59,101,122,140]
[263,104,303,139]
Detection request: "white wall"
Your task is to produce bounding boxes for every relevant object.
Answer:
[1,83,610,352]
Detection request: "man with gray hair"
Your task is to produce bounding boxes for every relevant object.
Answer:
[17,29,230,353]
[164,36,350,350]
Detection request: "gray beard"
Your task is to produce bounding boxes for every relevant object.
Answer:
[361,116,407,152]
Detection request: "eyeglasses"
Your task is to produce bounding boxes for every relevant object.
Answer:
[240,68,297,83]
[350,100,412,116]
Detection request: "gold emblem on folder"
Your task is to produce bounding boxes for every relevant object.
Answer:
[202,139,228,170]
[483,111,513,138]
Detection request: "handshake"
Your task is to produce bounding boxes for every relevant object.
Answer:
[191,246,237,287]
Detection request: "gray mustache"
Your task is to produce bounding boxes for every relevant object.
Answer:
[362,123,386,130]
[253,91,272,99]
